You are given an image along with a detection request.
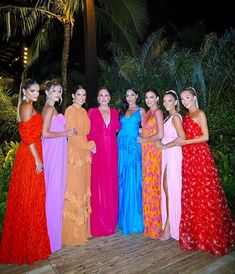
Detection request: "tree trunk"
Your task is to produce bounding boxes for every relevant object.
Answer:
[83,0,98,107]
[61,22,71,112]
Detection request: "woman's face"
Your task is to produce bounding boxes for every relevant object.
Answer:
[73,88,86,105]
[47,85,62,103]
[97,89,110,107]
[180,90,196,109]
[23,83,40,102]
[126,89,138,105]
[145,91,158,108]
[163,94,177,112]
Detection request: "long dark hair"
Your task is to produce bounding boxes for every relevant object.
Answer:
[119,88,141,116]
[17,78,38,121]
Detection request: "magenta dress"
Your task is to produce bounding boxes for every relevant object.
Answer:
[42,114,67,252]
[88,108,120,236]
[161,113,182,240]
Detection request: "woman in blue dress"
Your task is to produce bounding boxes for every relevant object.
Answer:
[118,88,145,235]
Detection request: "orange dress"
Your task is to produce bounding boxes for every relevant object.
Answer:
[62,104,95,245]
[0,113,51,265]
[141,110,162,238]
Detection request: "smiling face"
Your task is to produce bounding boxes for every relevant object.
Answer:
[145,91,159,108]
[72,88,86,105]
[23,83,40,102]
[47,85,62,103]
[180,90,196,109]
[97,88,110,107]
[163,93,177,112]
[126,89,138,106]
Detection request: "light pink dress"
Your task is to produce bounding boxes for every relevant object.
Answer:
[161,113,182,240]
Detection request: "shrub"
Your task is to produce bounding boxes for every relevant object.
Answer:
[0,141,19,234]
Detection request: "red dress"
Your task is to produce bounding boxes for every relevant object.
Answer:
[0,113,51,265]
[180,114,235,256]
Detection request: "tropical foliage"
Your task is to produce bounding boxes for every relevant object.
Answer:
[0,141,19,234]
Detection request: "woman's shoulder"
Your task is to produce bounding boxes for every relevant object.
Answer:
[88,107,98,115]
[110,107,119,114]
[172,112,182,121]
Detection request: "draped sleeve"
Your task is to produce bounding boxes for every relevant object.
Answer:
[19,114,42,146]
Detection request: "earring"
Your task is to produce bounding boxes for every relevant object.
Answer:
[23,95,26,100]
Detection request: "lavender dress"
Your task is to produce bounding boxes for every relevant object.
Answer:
[42,114,67,252]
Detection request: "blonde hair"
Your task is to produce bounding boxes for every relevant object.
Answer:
[182,87,199,108]
[17,79,38,122]
[165,90,180,111]
[41,79,63,104]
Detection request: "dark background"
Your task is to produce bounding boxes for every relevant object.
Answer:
[147,0,234,34]
[0,0,234,77]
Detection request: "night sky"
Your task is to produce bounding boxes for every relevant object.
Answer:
[147,0,234,34]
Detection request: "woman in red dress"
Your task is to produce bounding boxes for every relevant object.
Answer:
[0,79,51,265]
[178,87,235,256]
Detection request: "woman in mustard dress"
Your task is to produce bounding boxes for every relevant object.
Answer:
[62,86,96,245]
[137,88,164,239]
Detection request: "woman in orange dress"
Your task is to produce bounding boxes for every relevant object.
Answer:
[0,79,51,265]
[62,86,96,245]
[137,88,164,239]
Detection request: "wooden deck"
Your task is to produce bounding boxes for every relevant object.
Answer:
[0,231,234,274]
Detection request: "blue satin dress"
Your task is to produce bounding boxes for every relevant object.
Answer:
[117,108,144,235]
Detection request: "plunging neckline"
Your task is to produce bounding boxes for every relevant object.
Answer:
[125,108,139,119]
[98,107,111,128]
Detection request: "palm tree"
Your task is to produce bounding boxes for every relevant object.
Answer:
[83,0,149,105]
[0,0,81,110]
[0,0,149,107]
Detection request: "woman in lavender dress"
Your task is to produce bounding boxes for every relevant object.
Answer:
[41,79,76,252]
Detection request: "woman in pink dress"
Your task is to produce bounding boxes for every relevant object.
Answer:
[41,79,76,252]
[156,90,185,241]
[88,87,120,236]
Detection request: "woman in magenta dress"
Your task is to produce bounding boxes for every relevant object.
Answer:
[88,87,120,236]
[0,79,51,265]
[178,87,235,255]
[157,90,185,241]
[41,79,76,252]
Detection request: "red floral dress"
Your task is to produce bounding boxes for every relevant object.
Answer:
[180,114,235,256]
[0,113,51,265]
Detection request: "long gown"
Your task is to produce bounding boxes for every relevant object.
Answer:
[141,110,162,238]
[42,114,67,252]
[88,108,120,236]
[62,103,95,245]
[161,113,182,240]
[180,114,235,255]
[117,108,144,235]
[0,113,51,265]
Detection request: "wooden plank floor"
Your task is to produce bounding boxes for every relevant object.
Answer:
[0,231,234,274]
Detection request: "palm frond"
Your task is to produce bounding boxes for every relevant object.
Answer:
[140,29,164,65]
[0,6,45,39]
[28,18,62,65]
[96,7,138,55]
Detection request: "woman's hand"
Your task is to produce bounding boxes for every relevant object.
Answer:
[175,138,185,146]
[91,146,96,154]
[66,128,77,137]
[155,142,163,149]
[35,158,44,174]
[137,137,145,143]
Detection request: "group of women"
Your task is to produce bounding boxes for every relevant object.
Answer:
[0,78,234,265]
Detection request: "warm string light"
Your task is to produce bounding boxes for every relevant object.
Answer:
[23,47,28,65]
